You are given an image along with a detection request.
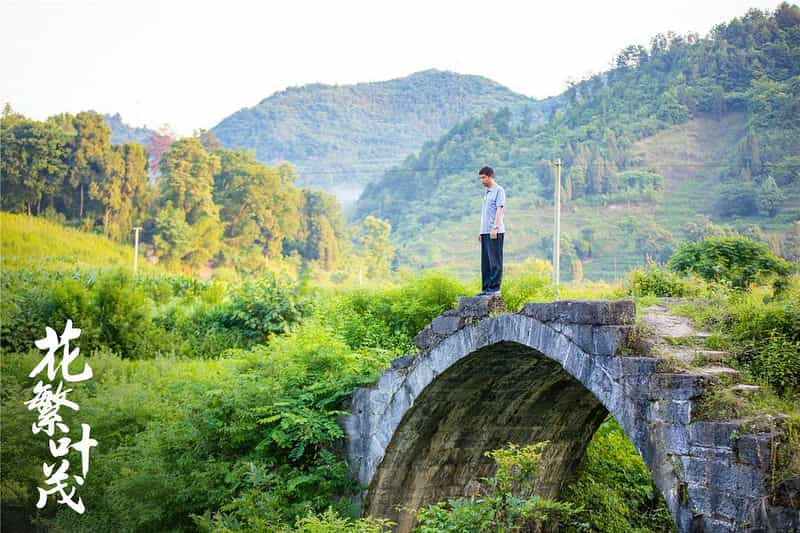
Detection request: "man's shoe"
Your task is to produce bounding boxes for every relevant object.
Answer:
[485,290,502,296]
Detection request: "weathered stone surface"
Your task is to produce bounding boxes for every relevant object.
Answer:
[521,298,635,325]
[390,355,415,371]
[431,315,463,335]
[455,294,507,317]
[413,325,436,351]
[340,299,793,533]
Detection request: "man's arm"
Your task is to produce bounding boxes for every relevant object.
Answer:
[490,206,504,239]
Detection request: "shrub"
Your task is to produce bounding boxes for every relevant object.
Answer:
[215,274,312,344]
[500,258,554,312]
[751,332,800,396]
[625,260,707,297]
[668,236,794,289]
[320,271,467,354]
[91,268,157,358]
[413,442,576,532]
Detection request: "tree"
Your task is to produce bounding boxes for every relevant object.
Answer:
[668,235,794,289]
[414,443,575,531]
[89,143,149,241]
[359,216,394,279]
[635,224,676,264]
[681,215,729,242]
[742,128,762,176]
[0,116,69,215]
[213,149,304,266]
[152,200,194,270]
[756,176,785,217]
[159,138,221,224]
[716,182,758,217]
[157,138,223,269]
[68,111,111,219]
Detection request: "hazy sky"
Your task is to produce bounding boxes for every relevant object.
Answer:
[2,0,787,136]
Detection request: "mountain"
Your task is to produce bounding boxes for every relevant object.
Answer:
[103,113,155,145]
[211,69,559,201]
[353,4,800,279]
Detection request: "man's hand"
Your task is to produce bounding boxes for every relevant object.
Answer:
[490,228,498,239]
[478,232,482,243]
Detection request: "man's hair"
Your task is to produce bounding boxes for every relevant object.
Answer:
[479,166,494,177]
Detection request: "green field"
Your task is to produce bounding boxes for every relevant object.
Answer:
[0,212,163,274]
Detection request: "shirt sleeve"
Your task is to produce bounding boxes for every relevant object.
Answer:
[496,187,506,208]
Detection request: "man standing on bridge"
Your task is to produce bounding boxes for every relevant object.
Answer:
[477,166,505,296]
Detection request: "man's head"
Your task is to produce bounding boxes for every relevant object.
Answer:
[479,166,495,188]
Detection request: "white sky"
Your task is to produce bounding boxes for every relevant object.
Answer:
[1,0,787,136]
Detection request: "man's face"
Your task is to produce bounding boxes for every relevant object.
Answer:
[479,174,493,188]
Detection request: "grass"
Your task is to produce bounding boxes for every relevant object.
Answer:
[0,212,166,274]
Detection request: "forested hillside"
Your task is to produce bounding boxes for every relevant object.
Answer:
[211,69,559,199]
[355,4,800,279]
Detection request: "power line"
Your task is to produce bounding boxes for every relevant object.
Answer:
[283,160,788,178]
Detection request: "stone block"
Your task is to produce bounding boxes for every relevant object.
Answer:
[710,490,748,521]
[766,506,800,532]
[652,399,692,426]
[431,315,464,336]
[653,373,708,400]
[663,423,691,454]
[734,433,772,471]
[455,295,506,318]
[591,325,632,356]
[520,298,635,325]
[689,421,740,449]
[390,355,415,370]
[732,464,766,496]
[710,462,738,491]
[687,483,711,514]
[681,455,709,484]
[618,356,660,376]
[414,325,438,351]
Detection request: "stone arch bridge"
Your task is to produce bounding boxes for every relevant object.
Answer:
[341,296,798,532]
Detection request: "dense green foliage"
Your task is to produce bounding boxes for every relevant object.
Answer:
[1,271,469,532]
[356,4,800,267]
[563,418,676,533]
[0,267,311,359]
[679,277,800,397]
[626,260,709,298]
[668,235,795,289]
[211,70,557,193]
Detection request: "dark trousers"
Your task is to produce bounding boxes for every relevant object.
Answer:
[480,233,504,292]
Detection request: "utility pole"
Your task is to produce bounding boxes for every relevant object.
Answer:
[552,159,562,298]
[133,227,142,274]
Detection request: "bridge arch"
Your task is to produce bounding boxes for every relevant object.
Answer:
[342,297,795,532]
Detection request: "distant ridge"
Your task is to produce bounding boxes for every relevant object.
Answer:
[211,69,559,200]
[103,113,155,146]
